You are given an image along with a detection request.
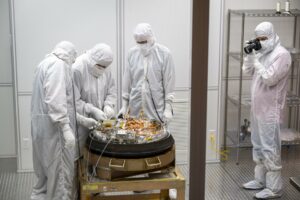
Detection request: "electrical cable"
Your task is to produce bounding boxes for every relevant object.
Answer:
[71,78,84,193]
[92,137,113,177]
[143,59,164,124]
[145,77,164,123]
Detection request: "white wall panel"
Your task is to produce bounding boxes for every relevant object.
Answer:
[0,0,15,157]
[0,87,16,157]
[124,0,192,88]
[13,0,118,171]
[208,0,223,87]
[206,90,219,161]
[169,90,190,164]
[0,0,12,83]
[14,0,117,92]
[18,95,32,170]
[206,0,224,162]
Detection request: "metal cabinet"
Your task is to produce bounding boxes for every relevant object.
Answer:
[223,9,300,163]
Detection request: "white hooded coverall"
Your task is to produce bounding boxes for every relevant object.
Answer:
[73,43,116,155]
[31,41,78,200]
[122,23,175,122]
[243,22,291,194]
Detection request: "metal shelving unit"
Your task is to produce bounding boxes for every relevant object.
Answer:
[223,9,300,164]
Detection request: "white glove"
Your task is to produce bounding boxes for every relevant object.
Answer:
[92,108,107,121]
[163,102,173,124]
[61,124,75,149]
[245,51,264,69]
[243,51,264,75]
[244,51,257,66]
[104,105,115,119]
[82,118,98,129]
[85,103,107,121]
[77,113,98,129]
[118,98,129,118]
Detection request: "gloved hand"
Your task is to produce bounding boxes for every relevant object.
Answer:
[82,118,98,129]
[245,51,264,69]
[77,113,98,129]
[85,103,107,121]
[118,98,129,118]
[163,102,173,124]
[243,51,265,75]
[243,51,257,66]
[61,124,75,149]
[104,105,115,119]
[92,108,107,121]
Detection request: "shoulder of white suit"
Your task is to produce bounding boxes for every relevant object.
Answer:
[73,54,88,70]
[155,43,171,54]
[274,45,291,57]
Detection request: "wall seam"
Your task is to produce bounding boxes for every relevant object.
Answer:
[9,0,22,170]
[116,0,125,111]
[0,83,13,87]
[217,0,225,162]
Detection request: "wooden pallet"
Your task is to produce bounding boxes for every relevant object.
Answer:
[78,159,186,200]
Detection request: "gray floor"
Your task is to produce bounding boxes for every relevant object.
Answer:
[206,146,300,200]
[0,147,300,200]
[0,158,35,200]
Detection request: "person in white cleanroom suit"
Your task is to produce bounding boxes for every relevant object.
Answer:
[119,23,175,124]
[30,41,78,200]
[242,22,291,199]
[73,43,116,153]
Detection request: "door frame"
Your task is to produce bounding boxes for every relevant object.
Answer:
[189,0,209,199]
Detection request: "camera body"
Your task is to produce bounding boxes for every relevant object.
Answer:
[244,38,262,54]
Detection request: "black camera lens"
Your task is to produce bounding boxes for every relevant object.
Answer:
[244,39,262,54]
[244,43,255,54]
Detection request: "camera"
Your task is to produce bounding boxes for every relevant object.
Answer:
[244,38,262,54]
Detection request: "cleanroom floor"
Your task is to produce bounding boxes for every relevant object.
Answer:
[1,146,300,200]
[206,146,300,200]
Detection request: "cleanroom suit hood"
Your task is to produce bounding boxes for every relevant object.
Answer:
[73,43,116,155]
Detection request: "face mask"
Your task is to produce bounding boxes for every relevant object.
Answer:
[258,39,274,55]
[91,65,105,77]
[138,43,152,56]
[260,40,268,51]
